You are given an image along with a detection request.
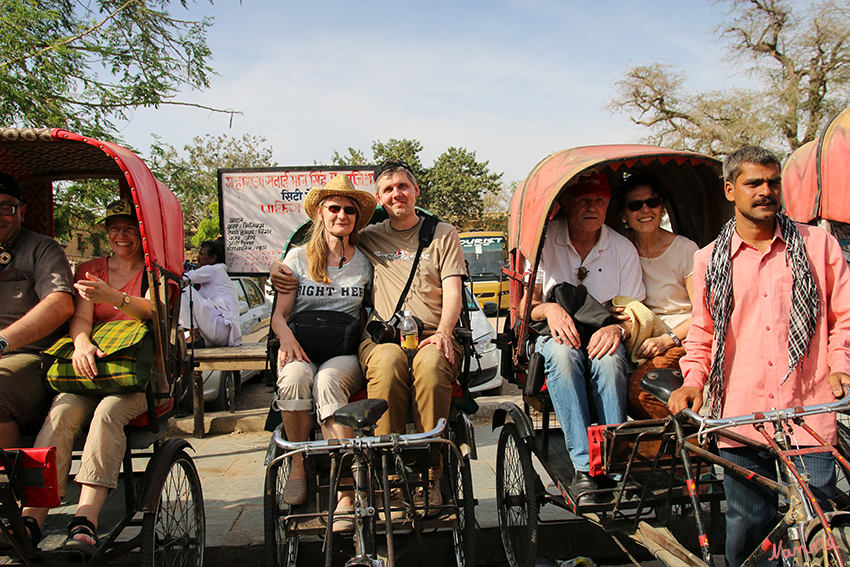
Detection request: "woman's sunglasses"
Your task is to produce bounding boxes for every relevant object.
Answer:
[324,205,357,215]
[625,197,663,212]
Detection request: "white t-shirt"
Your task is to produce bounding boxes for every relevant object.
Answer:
[639,234,698,330]
[282,246,373,317]
[534,218,645,304]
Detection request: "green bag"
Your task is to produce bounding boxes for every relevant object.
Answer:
[45,320,154,394]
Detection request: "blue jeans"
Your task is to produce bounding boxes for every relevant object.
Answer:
[535,335,628,472]
[721,447,835,567]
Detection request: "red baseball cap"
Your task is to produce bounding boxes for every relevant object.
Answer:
[565,171,610,199]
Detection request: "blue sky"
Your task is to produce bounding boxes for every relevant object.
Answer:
[118,0,742,184]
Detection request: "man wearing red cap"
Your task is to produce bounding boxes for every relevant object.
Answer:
[529,171,644,503]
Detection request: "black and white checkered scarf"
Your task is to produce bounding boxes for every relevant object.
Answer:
[703,213,819,419]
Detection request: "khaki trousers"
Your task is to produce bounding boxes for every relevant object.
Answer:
[34,391,148,497]
[359,334,462,479]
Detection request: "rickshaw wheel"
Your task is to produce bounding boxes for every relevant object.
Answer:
[447,432,476,567]
[808,521,850,567]
[496,422,538,567]
[264,425,297,567]
[139,449,205,567]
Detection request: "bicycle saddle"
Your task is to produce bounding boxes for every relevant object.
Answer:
[641,368,684,405]
[333,398,389,431]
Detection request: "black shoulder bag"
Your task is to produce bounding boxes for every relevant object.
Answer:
[366,215,439,344]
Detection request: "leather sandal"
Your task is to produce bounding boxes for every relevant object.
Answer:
[0,516,41,549]
[61,516,99,556]
[332,505,355,533]
[282,478,307,506]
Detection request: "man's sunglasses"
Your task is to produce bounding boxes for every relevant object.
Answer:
[325,204,358,215]
[624,197,663,212]
[374,159,414,180]
[577,266,589,292]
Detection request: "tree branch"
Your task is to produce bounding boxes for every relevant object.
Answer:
[0,0,138,71]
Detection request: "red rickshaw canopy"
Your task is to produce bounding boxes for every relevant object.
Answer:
[509,145,726,269]
[782,106,850,224]
[0,128,184,277]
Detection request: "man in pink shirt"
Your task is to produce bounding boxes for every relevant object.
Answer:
[669,145,850,567]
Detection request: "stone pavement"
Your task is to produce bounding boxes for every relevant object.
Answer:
[164,393,661,567]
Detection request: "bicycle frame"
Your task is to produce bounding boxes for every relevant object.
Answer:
[268,419,465,567]
[676,389,850,567]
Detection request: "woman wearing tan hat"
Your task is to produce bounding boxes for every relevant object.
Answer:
[618,175,699,419]
[269,174,375,529]
[21,199,157,554]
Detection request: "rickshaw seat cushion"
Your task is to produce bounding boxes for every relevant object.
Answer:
[640,368,684,406]
[333,398,389,431]
[126,398,174,428]
[0,447,61,508]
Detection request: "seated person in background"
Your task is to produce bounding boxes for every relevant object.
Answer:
[0,173,74,448]
[271,176,374,532]
[22,199,157,554]
[529,172,644,503]
[180,239,241,348]
[616,174,698,419]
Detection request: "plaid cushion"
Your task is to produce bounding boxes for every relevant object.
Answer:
[45,320,154,394]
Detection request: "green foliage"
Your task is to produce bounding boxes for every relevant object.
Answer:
[423,147,502,227]
[0,0,231,141]
[191,201,219,247]
[330,147,368,166]
[148,133,277,246]
[329,138,503,228]
[53,179,118,257]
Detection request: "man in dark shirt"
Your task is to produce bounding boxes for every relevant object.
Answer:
[0,173,74,447]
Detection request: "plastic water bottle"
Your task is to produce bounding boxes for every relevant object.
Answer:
[399,311,419,351]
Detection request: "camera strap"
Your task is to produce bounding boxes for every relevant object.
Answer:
[391,214,439,315]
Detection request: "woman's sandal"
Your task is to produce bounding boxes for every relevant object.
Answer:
[282,477,307,506]
[61,516,99,556]
[0,516,42,549]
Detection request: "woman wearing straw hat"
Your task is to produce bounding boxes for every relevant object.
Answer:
[269,174,375,528]
[617,174,699,419]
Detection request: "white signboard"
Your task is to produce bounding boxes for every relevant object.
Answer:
[218,167,375,274]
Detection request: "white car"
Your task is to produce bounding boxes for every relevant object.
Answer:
[464,285,502,395]
[197,276,272,411]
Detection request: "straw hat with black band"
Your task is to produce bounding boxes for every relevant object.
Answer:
[303,174,376,232]
[612,295,668,364]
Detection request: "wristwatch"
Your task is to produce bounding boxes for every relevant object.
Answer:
[667,331,682,347]
[0,335,9,355]
[617,325,626,341]
[114,292,130,310]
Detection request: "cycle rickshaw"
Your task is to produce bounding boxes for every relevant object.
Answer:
[492,144,850,567]
[263,209,479,567]
[0,127,204,566]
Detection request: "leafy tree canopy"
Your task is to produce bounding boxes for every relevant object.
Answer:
[0,0,235,141]
[610,0,850,156]
[330,138,503,229]
[149,133,277,247]
[54,179,117,258]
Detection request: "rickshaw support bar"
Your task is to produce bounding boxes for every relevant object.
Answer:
[632,521,710,567]
[682,443,789,497]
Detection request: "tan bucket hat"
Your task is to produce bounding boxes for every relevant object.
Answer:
[303,174,376,232]
[612,295,667,363]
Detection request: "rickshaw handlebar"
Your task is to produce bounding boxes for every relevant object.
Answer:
[679,386,850,432]
[270,418,461,463]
